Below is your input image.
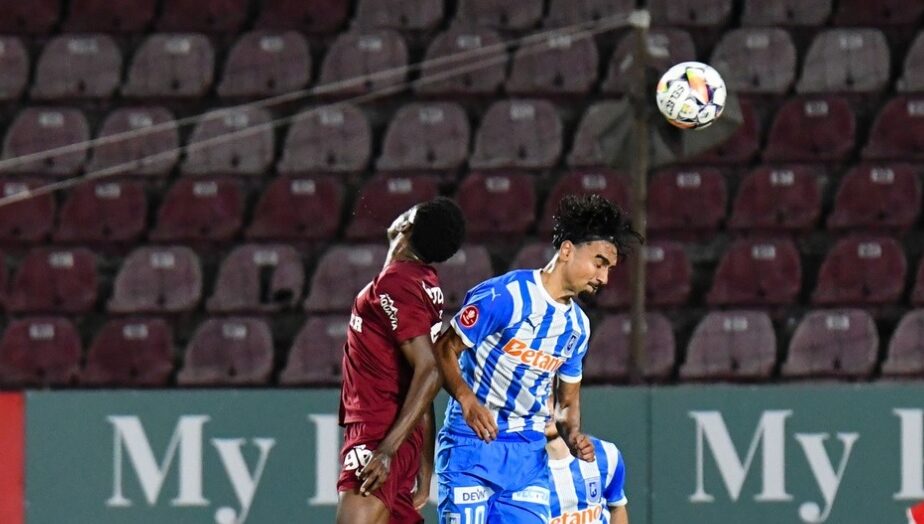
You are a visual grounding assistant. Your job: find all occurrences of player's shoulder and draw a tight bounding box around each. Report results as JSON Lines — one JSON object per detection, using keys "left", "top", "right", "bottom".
{"left": 376, "top": 261, "right": 435, "bottom": 290}
{"left": 571, "top": 300, "right": 591, "bottom": 326}
{"left": 469, "top": 269, "right": 533, "bottom": 299}
{"left": 590, "top": 436, "right": 623, "bottom": 466}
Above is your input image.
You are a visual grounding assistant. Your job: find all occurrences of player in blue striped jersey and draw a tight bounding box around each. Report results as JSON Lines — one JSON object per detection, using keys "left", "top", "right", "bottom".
{"left": 433, "top": 195, "right": 641, "bottom": 523}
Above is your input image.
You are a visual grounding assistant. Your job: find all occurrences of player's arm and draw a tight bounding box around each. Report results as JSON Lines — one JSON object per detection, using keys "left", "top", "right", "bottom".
{"left": 554, "top": 379, "right": 594, "bottom": 461}
{"left": 359, "top": 334, "right": 441, "bottom": 495}
{"left": 433, "top": 328, "right": 498, "bottom": 442}
{"left": 413, "top": 403, "right": 435, "bottom": 510}
{"left": 609, "top": 505, "right": 629, "bottom": 524}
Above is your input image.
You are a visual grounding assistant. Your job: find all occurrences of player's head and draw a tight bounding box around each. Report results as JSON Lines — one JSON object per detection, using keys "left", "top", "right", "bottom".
{"left": 550, "top": 194, "right": 643, "bottom": 296}
{"left": 387, "top": 197, "right": 466, "bottom": 264}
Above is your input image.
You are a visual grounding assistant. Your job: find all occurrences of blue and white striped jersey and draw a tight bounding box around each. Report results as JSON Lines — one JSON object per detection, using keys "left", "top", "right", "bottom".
{"left": 445, "top": 269, "right": 590, "bottom": 439}
{"left": 549, "top": 436, "right": 628, "bottom": 524}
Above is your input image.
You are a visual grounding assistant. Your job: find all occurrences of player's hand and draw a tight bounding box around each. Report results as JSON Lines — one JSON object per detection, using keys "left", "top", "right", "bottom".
{"left": 567, "top": 432, "right": 595, "bottom": 462}
{"left": 357, "top": 447, "right": 394, "bottom": 496}
{"left": 461, "top": 396, "right": 498, "bottom": 443}
{"left": 412, "top": 475, "right": 430, "bottom": 510}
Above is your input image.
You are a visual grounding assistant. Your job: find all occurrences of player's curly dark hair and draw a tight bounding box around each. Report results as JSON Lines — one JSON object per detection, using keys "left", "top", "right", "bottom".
{"left": 410, "top": 197, "right": 466, "bottom": 263}
{"left": 552, "top": 194, "right": 643, "bottom": 257}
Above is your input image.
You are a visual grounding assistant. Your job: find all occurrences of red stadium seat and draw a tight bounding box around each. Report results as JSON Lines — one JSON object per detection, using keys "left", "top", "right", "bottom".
{"left": 246, "top": 176, "right": 344, "bottom": 244}
{"left": 377, "top": 102, "right": 470, "bottom": 172}
{"left": 681, "top": 311, "right": 776, "bottom": 381}
{"left": 255, "top": 0, "right": 349, "bottom": 34}
{"left": 122, "top": 34, "right": 215, "bottom": 98}
{"left": 741, "top": 0, "right": 832, "bottom": 27}
{"left": 812, "top": 236, "right": 907, "bottom": 306}
{"left": 0, "top": 37, "right": 29, "bottom": 101}
{"left": 177, "top": 317, "right": 274, "bottom": 386}
{"left": 435, "top": 245, "right": 494, "bottom": 309}
{"left": 81, "top": 319, "right": 174, "bottom": 386}
{"left": 796, "top": 29, "right": 891, "bottom": 95}
{"left": 6, "top": 248, "right": 97, "bottom": 314}
{"left": 782, "top": 309, "right": 878, "bottom": 379}
{"left": 506, "top": 32, "right": 599, "bottom": 95}
{"left": 0, "top": 180, "right": 56, "bottom": 244}
{"left": 455, "top": 0, "right": 544, "bottom": 31}
{"left": 0, "top": 0, "right": 60, "bottom": 34}
{"left": 832, "top": 0, "right": 924, "bottom": 28}
{"left": 648, "top": 167, "right": 726, "bottom": 235}
{"left": 827, "top": 164, "right": 921, "bottom": 232}
{"left": 346, "top": 174, "right": 440, "bottom": 241}
{"left": 0, "top": 318, "right": 80, "bottom": 387}
{"left": 686, "top": 99, "right": 760, "bottom": 165}
{"left": 278, "top": 104, "right": 372, "bottom": 175}
{"left": 181, "top": 108, "right": 275, "bottom": 177}
{"left": 597, "top": 241, "right": 691, "bottom": 309}
{"left": 457, "top": 172, "right": 536, "bottom": 241}
{"left": 649, "top": 0, "right": 733, "bottom": 27}
{"left": 54, "top": 181, "right": 147, "bottom": 245}
{"left": 31, "top": 35, "right": 122, "bottom": 99}
{"left": 899, "top": 33, "right": 924, "bottom": 92}
{"left": 706, "top": 238, "right": 802, "bottom": 306}
{"left": 710, "top": 28, "right": 796, "bottom": 95}
{"left": 206, "top": 244, "right": 305, "bottom": 313}
{"left": 539, "top": 170, "right": 630, "bottom": 235}
{"left": 217, "top": 31, "right": 311, "bottom": 99}
{"left": 354, "top": 0, "right": 445, "bottom": 31}
{"left": 763, "top": 97, "right": 855, "bottom": 163}
{"left": 416, "top": 28, "right": 507, "bottom": 96}
{"left": 109, "top": 246, "right": 202, "bottom": 314}
{"left": 87, "top": 107, "right": 180, "bottom": 177}
{"left": 602, "top": 29, "right": 696, "bottom": 94}
{"left": 545, "top": 0, "right": 634, "bottom": 27}
{"left": 509, "top": 241, "right": 557, "bottom": 271}
{"left": 863, "top": 97, "right": 924, "bottom": 161}
{"left": 1, "top": 107, "right": 89, "bottom": 176}
{"left": 64, "top": 0, "right": 156, "bottom": 32}
{"left": 158, "top": 0, "right": 248, "bottom": 33}
{"left": 305, "top": 244, "right": 387, "bottom": 313}
{"left": 882, "top": 309, "right": 924, "bottom": 378}
{"left": 318, "top": 30, "right": 408, "bottom": 97}
{"left": 569, "top": 102, "right": 625, "bottom": 168}
{"left": 728, "top": 166, "right": 822, "bottom": 234}
{"left": 470, "top": 99, "right": 562, "bottom": 170}
{"left": 150, "top": 179, "right": 244, "bottom": 243}
{"left": 584, "top": 313, "right": 675, "bottom": 383}
{"left": 280, "top": 316, "right": 348, "bottom": 386}
{"left": 0, "top": 250, "right": 6, "bottom": 308}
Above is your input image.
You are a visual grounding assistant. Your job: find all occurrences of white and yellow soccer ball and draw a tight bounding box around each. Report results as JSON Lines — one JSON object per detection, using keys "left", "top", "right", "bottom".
{"left": 655, "top": 61, "right": 727, "bottom": 129}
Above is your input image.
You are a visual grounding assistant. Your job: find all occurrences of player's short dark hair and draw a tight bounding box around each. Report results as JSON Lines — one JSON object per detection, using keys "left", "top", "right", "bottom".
{"left": 551, "top": 194, "right": 643, "bottom": 257}
{"left": 410, "top": 197, "right": 466, "bottom": 264}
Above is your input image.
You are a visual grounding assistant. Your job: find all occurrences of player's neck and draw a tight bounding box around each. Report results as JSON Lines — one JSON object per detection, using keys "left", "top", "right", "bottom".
{"left": 539, "top": 266, "right": 575, "bottom": 305}
{"left": 546, "top": 436, "right": 573, "bottom": 460}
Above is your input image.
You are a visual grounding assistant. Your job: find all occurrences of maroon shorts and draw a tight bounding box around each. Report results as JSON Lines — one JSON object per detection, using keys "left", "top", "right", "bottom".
{"left": 338, "top": 423, "right": 424, "bottom": 524}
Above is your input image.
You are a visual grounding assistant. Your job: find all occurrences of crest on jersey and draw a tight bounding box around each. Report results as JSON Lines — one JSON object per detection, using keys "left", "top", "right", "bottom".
{"left": 460, "top": 305, "right": 479, "bottom": 328}
{"left": 585, "top": 475, "right": 601, "bottom": 504}
{"left": 564, "top": 333, "right": 580, "bottom": 356}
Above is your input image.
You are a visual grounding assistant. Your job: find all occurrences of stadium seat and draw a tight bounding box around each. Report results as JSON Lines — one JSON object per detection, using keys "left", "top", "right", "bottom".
{"left": 150, "top": 179, "right": 244, "bottom": 243}
{"left": 456, "top": 172, "right": 536, "bottom": 241}
{"left": 545, "top": 0, "right": 634, "bottom": 27}
{"left": 6, "top": 248, "right": 98, "bottom": 314}
{"left": 246, "top": 176, "right": 344, "bottom": 244}
{"left": 509, "top": 241, "right": 557, "bottom": 271}
{"left": 81, "top": 319, "right": 173, "bottom": 387}
{"left": 680, "top": 311, "right": 776, "bottom": 381}
{"left": 882, "top": 309, "right": 924, "bottom": 377}
{"left": 1, "top": 107, "right": 89, "bottom": 176}
{"left": 648, "top": 167, "right": 726, "bottom": 235}
{"left": 710, "top": 28, "right": 796, "bottom": 95}
{"left": 568, "top": 102, "right": 625, "bottom": 168}
{"left": 181, "top": 107, "right": 275, "bottom": 177}
{"left": 435, "top": 245, "right": 494, "bottom": 309}
{"left": 706, "top": 238, "right": 802, "bottom": 306}
{"left": 782, "top": 309, "right": 878, "bottom": 379}
{"left": 899, "top": 34, "right": 924, "bottom": 92}
{"left": 469, "top": 99, "right": 562, "bottom": 170}
{"left": 741, "top": 0, "right": 832, "bottom": 27}
{"left": 277, "top": 104, "right": 372, "bottom": 175}
{"left": 827, "top": 164, "right": 921, "bottom": 232}
{"left": 376, "top": 102, "right": 470, "bottom": 172}
{"left": 346, "top": 174, "right": 440, "bottom": 241}
{"left": 763, "top": 97, "right": 855, "bottom": 164}
{"left": 596, "top": 241, "right": 691, "bottom": 309}
{"left": 0, "top": 250, "right": 6, "bottom": 306}
{"left": 584, "top": 313, "right": 675, "bottom": 383}
{"left": 108, "top": 246, "right": 202, "bottom": 314}
{"left": 506, "top": 32, "right": 599, "bottom": 95}
{"left": 0, "top": 180, "right": 56, "bottom": 244}
{"left": 0, "top": 0, "right": 59, "bottom": 34}
{"left": 601, "top": 29, "right": 696, "bottom": 94}
{"left": 63, "top": 0, "right": 156, "bottom": 32}
{"left": 122, "top": 34, "right": 215, "bottom": 98}
{"left": 649, "top": 0, "right": 733, "bottom": 27}
{"left": 255, "top": 0, "right": 349, "bottom": 34}
{"left": 305, "top": 244, "right": 387, "bottom": 313}
{"left": 157, "top": 0, "right": 248, "bottom": 33}
{"left": 54, "top": 181, "right": 147, "bottom": 245}
{"left": 416, "top": 28, "right": 507, "bottom": 96}
{"left": 318, "top": 30, "right": 408, "bottom": 97}
{"left": 728, "top": 166, "right": 822, "bottom": 234}
{"left": 863, "top": 97, "right": 924, "bottom": 161}
{"left": 0, "top": 37, "right": 29, "bottom": 100}
{"left": 539, "top": 170, "right": 630, "bottom": 235}
{"left": 0, "top": 318, "right": 80, "bottom": 387}
{"left": 207, "top": 244, "right": 305, "bottom": 313}
{"left": 177, "top": 318, "right": 273, "bottom": 386}
{"left": 217, "top": 31, "right": 311, "bottom": 99}
{"left": 280, "top": 316, "right": 348, "bottom": 386}
{"left": 812, "top": 236, "right": 907, "bottom": 306}
{"left": 354, "top": 0, "right": 445, "bottom": 31}
{"left": 796, "top": 29, "right": 890, "bottom": 95}
{"left": 454, "top": 0, "right": 544, "bottom": 31}
{"left": 87, "top": 107, "right": 180, "bottom": 177}
{"left": 686, "top": 99, "right": 760, "bottom": 165}
{"left": 832, "top": 0, "right": 924, "bottom": 28}
{"left": 911, "top": 258, "right": 924, "bottom": 306}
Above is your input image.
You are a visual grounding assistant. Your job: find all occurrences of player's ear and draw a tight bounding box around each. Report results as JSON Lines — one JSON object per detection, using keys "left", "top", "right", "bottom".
{"left": 559, "top": 240, "right": 574, "bottom": 262}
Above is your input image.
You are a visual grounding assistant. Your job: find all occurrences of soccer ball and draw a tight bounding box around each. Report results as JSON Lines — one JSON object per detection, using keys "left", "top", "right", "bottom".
{"left": 655, "top": 61, "right": 727, "bottom": 130}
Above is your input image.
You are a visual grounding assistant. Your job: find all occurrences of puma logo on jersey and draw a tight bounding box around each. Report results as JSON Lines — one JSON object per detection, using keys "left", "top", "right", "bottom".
{"left": 342, "top": 444, "right": 373, "bottom": 471}
{"left": 502, "top": 338, "right": 565, "bottom": 372}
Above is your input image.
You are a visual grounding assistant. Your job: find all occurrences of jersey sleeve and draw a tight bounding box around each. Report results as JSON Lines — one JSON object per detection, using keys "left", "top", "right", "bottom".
{"left": 598, "top": 439, "right": 627, "bottom": 507}
{"left": 557, "top": 325, "right": 589, "bottom": 383}
{"left": 375, "top": 272, "right": 434, "bottom": 344}
{"left": 450, "top": 279, "right": 514, "bottom": 348}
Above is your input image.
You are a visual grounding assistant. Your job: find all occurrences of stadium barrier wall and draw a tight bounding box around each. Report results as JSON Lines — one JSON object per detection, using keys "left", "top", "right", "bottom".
{"left": 22, "top": 385, "right": 924, "bottom": 523}
{"left": 0, "top": 393, "right": 24, "bottom": 524}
